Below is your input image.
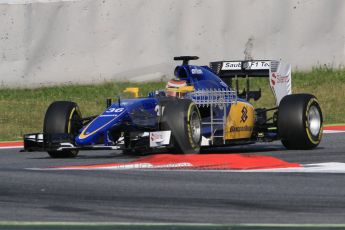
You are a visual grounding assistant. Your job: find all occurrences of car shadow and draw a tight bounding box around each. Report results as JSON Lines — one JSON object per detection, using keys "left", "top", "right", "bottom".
{"left": 200, "top": 144, "right": 286, "bottom": 154}
{"left": 27, "top": 144, "right": 288, "bottom": 160}
{"left": 27, "top": 151, "right": 137, "bottom": 160}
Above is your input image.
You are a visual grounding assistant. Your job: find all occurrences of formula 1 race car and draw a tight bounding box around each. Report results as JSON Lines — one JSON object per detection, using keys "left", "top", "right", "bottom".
{"left": 23, "top": 56, "right": 323, "bottom": 158}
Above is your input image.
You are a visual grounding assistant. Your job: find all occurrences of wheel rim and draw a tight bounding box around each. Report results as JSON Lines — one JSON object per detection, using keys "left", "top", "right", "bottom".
{"left": 308, "top": 105, "right": 321, "bottom": 136}
{"left": 190, "top": 110, "right": 201, "bottom": 143}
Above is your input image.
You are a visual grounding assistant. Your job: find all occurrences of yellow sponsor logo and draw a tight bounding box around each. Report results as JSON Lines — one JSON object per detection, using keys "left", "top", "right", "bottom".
{"left": 229, "top": 126, "right": 253, "bottom": 133}
{"left": 225, "top": 102, "right": 254, "bottom": 140}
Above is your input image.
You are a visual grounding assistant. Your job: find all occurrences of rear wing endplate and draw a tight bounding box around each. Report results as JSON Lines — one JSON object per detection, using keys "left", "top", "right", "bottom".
{"left": 209, "top": 60, "right": 292, "bottom": 106}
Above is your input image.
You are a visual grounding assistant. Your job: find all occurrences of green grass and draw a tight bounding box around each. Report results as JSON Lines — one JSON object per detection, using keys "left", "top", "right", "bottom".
{"left": 0, "top": 68, "right": 344, "bottom": 141}
{"left": 233, "top": 67, "right": 345, "bottom": 125}
{"left": 0, "top": 82, "right": 165, "bottom": 141}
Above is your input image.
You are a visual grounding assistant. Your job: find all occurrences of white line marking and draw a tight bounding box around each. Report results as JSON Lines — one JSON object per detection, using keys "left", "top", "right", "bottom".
{"left": 239, "top": 162, "right": 345, "bottom": 173}
{"left": 0, "top": 0, "right": 81, "bottom": 4}
{"left": 1, "top": 221, "right": 345, "bottom": 228}
{"left": 28, "top": 162, "right": 193, "bottom": 170}
{"left": 28, "top": 162, "right": 345, "bottom": 173}
{"left": 323, "top": 130, "right": 345, "bottom": 134}
{"left": 0, "top": 146, "right": 23, "bottom": 149}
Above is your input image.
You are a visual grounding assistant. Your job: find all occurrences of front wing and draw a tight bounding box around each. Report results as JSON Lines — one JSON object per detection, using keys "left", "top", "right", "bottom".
{"left": 23, "top": 131, "right": 171, "bottom": 152}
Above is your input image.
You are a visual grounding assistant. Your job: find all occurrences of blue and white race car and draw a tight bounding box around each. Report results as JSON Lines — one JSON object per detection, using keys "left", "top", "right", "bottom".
{"left": 23, "top": 56, "right": 323, "bottom": 158}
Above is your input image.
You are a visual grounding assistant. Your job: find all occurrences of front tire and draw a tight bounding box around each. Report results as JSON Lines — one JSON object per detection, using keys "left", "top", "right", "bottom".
{"left": 43, "top": 101, "right": 82, "bottom": 158}
{"left": 160, "top": 98, "right": 202, "bottom": 154}
{"left": 278, "top": 94, "right": 323, "bottom": 150}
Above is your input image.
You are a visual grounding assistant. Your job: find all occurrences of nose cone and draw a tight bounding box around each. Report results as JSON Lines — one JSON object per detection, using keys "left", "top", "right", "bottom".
{"left": 75, "top": 108, "right": 127, "bottom": 145}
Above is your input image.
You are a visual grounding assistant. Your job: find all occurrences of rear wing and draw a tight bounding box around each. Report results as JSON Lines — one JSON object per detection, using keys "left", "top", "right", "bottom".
{"left": 209, "top": 60, "right": 292, "bottom": 106}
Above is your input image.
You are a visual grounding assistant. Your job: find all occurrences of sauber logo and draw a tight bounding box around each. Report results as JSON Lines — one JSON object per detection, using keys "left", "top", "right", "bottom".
{"left": 241, "top": 107, "right": 248, "bottom": 123}
{"left": 221, "top": 62, "right": 241, "bottom": 70}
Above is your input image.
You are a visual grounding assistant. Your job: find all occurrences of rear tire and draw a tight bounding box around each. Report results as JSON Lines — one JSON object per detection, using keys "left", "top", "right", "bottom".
{"left": 278, "top": 94, "right": 323, "bottom": 150}
{"left": 160, "top": 98, "right": 201, "bottom": 153}
{"left": 43, "top": 101, "right": 82, "bottom": 158}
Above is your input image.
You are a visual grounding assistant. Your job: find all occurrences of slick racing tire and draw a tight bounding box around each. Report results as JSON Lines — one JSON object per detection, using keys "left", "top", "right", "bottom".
{"left": 160, "top": 98, "right": 202, "bottom": 154}
{"left": 43, "top": 101, "right": 82, "bottom": 158}
{"left": 278, "top": 94, "right": 323, "bottom": 150}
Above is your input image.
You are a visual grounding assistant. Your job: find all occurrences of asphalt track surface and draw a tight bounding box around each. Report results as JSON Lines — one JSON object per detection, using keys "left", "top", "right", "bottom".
{"left": 1, "top": 133, "right": 345, "bottom": 224}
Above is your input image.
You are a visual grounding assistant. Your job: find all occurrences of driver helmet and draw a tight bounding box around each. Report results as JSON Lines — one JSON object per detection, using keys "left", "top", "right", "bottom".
{"left": 165, "top": 79, "right": 187, "bottom": 97}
